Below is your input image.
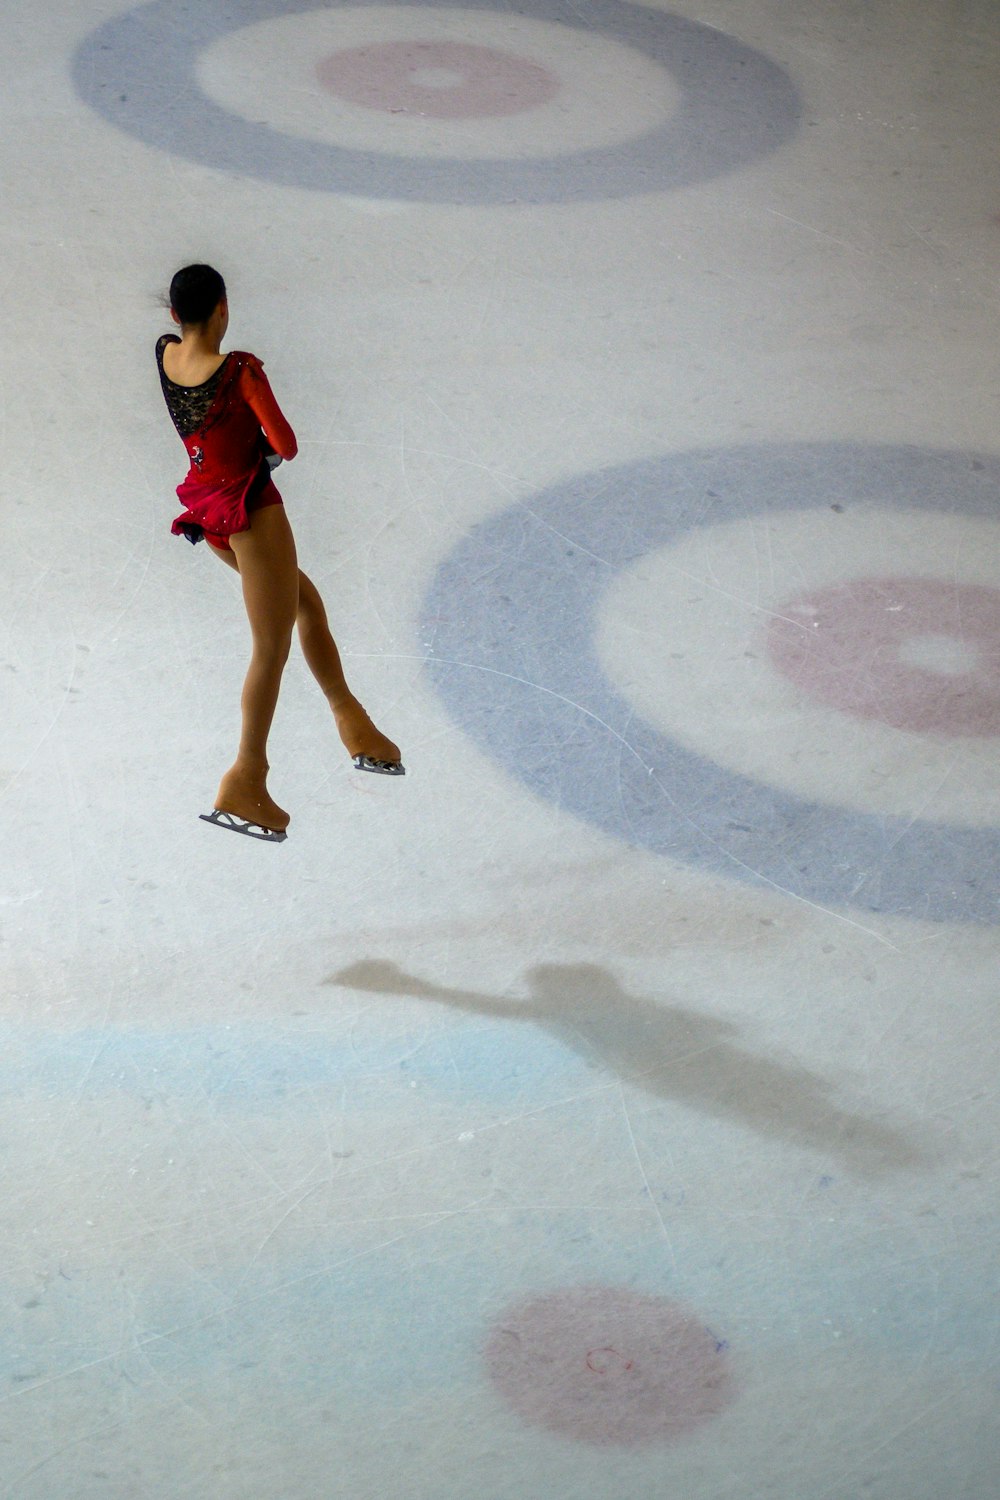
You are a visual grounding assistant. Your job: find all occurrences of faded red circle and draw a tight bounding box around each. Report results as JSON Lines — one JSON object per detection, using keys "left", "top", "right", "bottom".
{"left": 316, "top": 40, "right": 559, "bottom": 120}
{"left": 485, "top": 1286, "right": 734, "bottom": 1446}
{"left": 767, "top": 577, "right": 1000, "bottom": 737}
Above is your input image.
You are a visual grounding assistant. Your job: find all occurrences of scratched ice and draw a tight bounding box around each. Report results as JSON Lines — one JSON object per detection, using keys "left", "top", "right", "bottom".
{"left": 1, "top": 0, "right": 999, "bottom": 1496}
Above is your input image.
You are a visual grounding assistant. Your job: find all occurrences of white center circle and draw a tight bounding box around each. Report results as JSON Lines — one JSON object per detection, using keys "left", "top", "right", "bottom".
{"left": 408, "top": 66, "right": 464, "bottom": 88}
{"left": 196, "top": 7, "right": 680, "bottom": 160}
{"left": 597, "top": 506, "right": 1000, "bottom": 827}
{"left": 897, "top": 633, "right": 982, "bottom": 676}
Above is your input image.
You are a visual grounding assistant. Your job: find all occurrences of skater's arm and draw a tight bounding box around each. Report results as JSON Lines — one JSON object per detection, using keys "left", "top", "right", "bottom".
{"left": 239, "top": 361, "right": 298, "bottom": 460}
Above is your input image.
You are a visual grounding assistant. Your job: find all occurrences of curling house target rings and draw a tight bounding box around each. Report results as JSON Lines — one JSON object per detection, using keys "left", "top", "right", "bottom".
{"left": 421, "top": 443, "right": 1000, "bottom": 923}
{"left": 72, "top": 0, "right": 801, "bottom": 204}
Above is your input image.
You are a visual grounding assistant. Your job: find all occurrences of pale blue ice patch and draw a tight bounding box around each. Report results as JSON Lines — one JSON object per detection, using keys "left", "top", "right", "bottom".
{"left": 1, "top": 1018, "right": 593, "bottom": 1109}
{"left": 4, "top": 1210, "right": 996, "bottom": 1400}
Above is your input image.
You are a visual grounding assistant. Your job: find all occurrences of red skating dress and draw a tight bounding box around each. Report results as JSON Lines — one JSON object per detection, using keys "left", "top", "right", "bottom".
{"left": 156, "top": 334, "right": 297, "bottom": 549}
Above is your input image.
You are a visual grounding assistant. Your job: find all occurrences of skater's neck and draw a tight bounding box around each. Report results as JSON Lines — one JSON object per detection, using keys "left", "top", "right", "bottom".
{"left": 171, "top": 298, "right": 229, "bottom": 356}
{"left": 179, "top": 328, "right": 222, "bottom": 356}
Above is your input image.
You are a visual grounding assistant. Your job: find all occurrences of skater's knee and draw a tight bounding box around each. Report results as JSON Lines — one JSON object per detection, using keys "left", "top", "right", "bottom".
{"left": 296, "top": 608, "right": 328, "bottom": 649}
{"left": 297, "top": 573, "right": 328, "bottom": 629}
{"left": 251, "top": 625, "right": 294, "bottom": 666}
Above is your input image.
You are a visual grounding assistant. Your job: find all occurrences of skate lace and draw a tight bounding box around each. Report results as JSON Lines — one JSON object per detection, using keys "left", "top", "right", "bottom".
{"left": 156, "top": 335, "right": 231, "bottom": 438}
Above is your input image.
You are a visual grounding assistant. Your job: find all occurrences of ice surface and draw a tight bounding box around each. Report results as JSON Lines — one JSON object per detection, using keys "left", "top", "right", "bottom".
{"left": 1, "top": 0, "right": 998, "bottom": 1495}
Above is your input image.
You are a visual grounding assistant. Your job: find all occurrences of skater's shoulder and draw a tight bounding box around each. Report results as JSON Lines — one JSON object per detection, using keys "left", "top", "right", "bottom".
{"left": 232, "top": 351, "right": 276, "bottom": 393}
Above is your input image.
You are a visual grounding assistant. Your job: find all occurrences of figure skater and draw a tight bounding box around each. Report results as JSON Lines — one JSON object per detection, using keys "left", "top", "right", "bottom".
{"left": 156, "top": 263, "right": 403, "bottom": 843}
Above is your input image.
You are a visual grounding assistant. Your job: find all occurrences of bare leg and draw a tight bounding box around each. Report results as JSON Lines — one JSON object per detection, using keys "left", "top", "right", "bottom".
{"left": 295, "top": 571, "right": 401, "bottom": 764}
{"left": 213, "top": 506, "right": 299, "bottom": 831}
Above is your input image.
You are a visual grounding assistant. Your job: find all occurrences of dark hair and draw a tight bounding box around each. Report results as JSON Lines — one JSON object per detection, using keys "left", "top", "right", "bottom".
{"left": 168, "top": 264, "right": 226, "bottom": 326}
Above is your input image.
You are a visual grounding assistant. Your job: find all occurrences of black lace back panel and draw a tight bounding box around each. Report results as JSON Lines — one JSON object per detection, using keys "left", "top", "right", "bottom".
{"left": 156, "top": 335, "right": 231, "bottom": 438}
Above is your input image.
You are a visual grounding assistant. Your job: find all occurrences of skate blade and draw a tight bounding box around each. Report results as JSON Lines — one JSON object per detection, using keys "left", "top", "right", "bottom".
{"left": 199, "top": 809, "right": 288, "bottom": 842}
{"left": 352, "top": 754, "right": 405, "bottom": 776}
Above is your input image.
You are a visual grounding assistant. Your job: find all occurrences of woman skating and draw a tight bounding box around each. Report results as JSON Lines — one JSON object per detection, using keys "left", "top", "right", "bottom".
{"left": 156, "top": 264, "right": 403, "bottom": 842}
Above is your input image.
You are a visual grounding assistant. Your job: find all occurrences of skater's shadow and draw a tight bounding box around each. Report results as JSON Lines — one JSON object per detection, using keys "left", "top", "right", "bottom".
{"left": 326, "top": 960, "right": 924, "bottom": 1176}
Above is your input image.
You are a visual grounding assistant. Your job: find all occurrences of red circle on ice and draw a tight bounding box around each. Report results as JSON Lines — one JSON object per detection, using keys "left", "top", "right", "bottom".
{"left": 317, "top": 40, "right": 559, "bottom": 119}
{"left": 485, "top": 1286, "right": 734, "bottom": 1446}
{"left": 767, "top": 577, "right": 1000, "bottom": 737}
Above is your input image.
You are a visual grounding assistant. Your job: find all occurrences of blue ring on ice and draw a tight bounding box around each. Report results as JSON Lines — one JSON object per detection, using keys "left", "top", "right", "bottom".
{"left": 421, "top": 443, "right": 1000, "bottom": 923}
{"left": 72, "top": 0, "right": 800, "bottom": 205}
